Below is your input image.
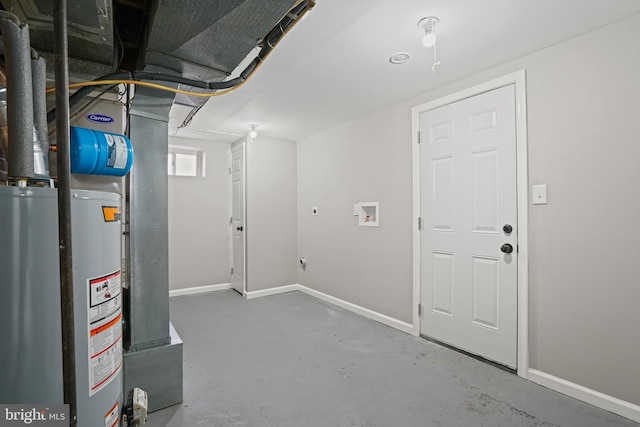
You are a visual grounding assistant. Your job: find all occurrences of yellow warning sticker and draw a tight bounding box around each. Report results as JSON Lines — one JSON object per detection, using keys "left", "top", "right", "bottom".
{"left": 102, "top": 206, "right": 120, "bottom": 222}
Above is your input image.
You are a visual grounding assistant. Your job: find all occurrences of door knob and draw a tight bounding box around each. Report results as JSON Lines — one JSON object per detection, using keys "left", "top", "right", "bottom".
{"left": 236, "top": 226, "right": 243, "bottom": 231}
{"left": 500, "top": 243, "right": 513, "bottom": 254}
{"left": 503, "top": 224, "right": 513, "bottom": 234}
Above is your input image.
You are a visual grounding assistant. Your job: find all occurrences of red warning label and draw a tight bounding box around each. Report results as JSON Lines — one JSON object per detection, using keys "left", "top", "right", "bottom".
{"left": 87, "top": 271, "right": 122, "bottom": 396}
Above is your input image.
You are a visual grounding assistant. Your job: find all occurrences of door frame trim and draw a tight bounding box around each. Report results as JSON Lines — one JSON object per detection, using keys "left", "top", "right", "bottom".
{"left": 230, "top": 137, "right": 248, "bottom": 296}
{"left": 411, "top": 70, "right": 529, "bottom": 378}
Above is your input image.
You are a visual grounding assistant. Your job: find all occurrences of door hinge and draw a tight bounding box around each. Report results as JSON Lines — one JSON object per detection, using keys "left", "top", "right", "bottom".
{"left": 230, "top": 267, "right": 234, "bottom": 275}
{"left": 418, "top": 303, "right": 422, "bottom": 316}
{"left": 417, "top": 131, "right": 422, "bottom": 144}
{"left": 229, "top": 216, "right": 233, "bottom": 225}
{"left": 418, "top": 217, "right": 422, "bottom": 230}
{"left": 228, "top": 167, "right": 232, "bottom": 174}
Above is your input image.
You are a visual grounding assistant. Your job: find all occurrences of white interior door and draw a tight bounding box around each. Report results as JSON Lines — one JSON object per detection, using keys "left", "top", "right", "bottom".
{"left": 231, "top": 139, "right": 245, "bottom": 295}
{"left": 419, "top": 84, "right": 518, "bottom": 368}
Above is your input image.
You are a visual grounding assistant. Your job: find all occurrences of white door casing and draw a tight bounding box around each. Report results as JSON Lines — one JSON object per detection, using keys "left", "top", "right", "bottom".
{"left": 412, "top": 71, "right": 529, "bottom": 376}
{"left": 231, "top": 139, "right": 246, "bottom": 295}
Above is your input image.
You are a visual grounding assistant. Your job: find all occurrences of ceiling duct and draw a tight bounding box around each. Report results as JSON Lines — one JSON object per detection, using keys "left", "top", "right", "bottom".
{"left": 0, "top": 0, "right": 116, "bottom": 79}
{"left": 144, "top": 0, "right": 299, "bottom": 81}
{"left": 0, "top": 0, "right": 300, "bottom": 82}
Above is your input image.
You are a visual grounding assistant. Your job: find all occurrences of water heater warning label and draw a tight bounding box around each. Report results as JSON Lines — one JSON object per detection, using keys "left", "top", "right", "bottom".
{"left": 89, "top": 271, "right": 121, "bottom": 325}
{"left": 87, "top": 271, "right": 123, "bottom": 396}
{"left": 105, "top": 402, "right": 120, "bottom": 427}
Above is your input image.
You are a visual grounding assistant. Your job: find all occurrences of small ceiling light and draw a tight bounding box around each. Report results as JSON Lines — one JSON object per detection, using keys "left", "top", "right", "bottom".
{"left": 389, "top": 52, "right": 411, "bottom": 65}
{"left": 417, "top": 16, "right": 441, "bottom": 74}
{"left": 418, "top": 16, "right": 440, "bottom": 47}
{"left": 249, "top": 124, "right": 258, "bottom": 138}
{"left": 422, "top": 32, "right": 436, "bottom": 48}
{"left": 417, "top": 17, "right": 439, "bottom": 47}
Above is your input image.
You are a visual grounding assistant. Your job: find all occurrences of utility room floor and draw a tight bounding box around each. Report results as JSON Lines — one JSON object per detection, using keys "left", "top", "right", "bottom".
{"left": 146, "top": 290, "right": 637, "bottom": 427}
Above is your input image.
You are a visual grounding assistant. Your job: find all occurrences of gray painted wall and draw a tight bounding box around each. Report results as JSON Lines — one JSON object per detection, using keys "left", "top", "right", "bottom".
{"left": 297, "top": 13, "right": 640, "bottom": 406}
{"left": 297, "top": 107, "right": 413, "bottom": 323}
{"left": 247, "top": 136, "right": 298, "bottom": 292}
{"left": 167, "top": 135, "right": 297, "bottom": 293}
{"left": 168, "top": 137, "right": 231, "bottom": 290}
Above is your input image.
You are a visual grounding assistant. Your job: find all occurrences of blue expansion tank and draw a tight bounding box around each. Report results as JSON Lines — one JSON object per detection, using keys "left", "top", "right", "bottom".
{"left": 70, "top": 126, "right": 134, "bottom": 176}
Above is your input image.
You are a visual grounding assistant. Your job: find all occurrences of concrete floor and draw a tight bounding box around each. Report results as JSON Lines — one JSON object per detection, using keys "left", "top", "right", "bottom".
{"left": 147, "top": 290, "right": 637, "bottom": 427}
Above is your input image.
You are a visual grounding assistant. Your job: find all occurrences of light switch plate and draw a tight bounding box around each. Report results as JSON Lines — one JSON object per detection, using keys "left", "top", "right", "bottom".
{"left": 353, "top": 204, "right": 360, "bottom": 215}
{"left": 532, "top": 185, "right": 547, "bottom": 205}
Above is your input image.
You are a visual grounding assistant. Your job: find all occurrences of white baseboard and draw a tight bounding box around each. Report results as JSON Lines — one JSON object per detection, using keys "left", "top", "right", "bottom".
{"left": 244, "top": 283, "right": 414, "bottom": 335}
{"left": 298, "top": 285, "right": 415, "bottom": 335}
{"left": 528, "top": 369, "right": 640, "bottom": 423}
{"left": 169, "top": 283, "right": 231, "bottom": 297}
{"left": 245, "top": 284, "right": 300, "bottom": 300}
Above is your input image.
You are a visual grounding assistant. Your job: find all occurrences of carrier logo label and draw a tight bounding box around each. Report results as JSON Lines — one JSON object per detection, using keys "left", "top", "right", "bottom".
{"left": 87, "top": 114, "right": 114, "bottom": 124}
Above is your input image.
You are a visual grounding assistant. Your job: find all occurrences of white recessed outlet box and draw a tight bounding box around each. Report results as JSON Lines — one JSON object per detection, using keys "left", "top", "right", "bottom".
{"left": 358, "top": 202, "right": 379, "bottom": 227}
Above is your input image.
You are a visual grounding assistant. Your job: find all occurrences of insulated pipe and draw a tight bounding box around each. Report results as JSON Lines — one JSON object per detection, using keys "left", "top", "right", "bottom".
{"left": 0, "top": 12, "right": 34, "bottom": 179}
{"left": 53, "top": 0, "right": 77, "bottom": 425}
{"left": 47, "top": 0, "right": 316, "bottom": 131}
{"left": 31, "top": 50, "right": 50, "bottom": 177}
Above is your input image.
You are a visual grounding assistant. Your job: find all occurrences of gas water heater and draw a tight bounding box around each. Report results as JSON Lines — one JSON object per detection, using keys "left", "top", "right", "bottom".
{"left": 0, "top": 187, "right": 125, "bottom": 426}
{"left": 0, "top": 9, "right": 144, "bottom": 424}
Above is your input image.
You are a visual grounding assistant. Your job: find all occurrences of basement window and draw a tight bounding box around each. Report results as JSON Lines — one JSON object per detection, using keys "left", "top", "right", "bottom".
{"left": 168, "top": 145, "right": 206, "bottom": 177}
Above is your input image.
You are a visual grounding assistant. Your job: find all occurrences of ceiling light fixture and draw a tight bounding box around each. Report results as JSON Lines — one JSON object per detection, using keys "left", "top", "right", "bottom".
{"left": 417, "top": 16, "right": 441, "bottom": 74}
{"left": 418, "top": 17, "right": 438, "bottom": 47}
{"left": 249, "top": 124, "right": 258, "bottom": 138}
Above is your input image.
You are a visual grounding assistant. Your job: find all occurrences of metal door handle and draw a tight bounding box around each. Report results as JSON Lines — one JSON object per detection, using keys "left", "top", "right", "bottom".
{"left": 236, "top": 226, "right": 243, "bottom": 231}
{"left": 503, "top": 224, "right": 513, "bottom": 234}
{"left": 500, "top": 243, "right": 513, "bottom": 254}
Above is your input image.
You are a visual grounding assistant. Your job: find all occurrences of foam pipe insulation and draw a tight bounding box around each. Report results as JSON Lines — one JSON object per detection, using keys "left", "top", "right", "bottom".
{"left": 0, "top": 11, "right": 34, "bottom": 179}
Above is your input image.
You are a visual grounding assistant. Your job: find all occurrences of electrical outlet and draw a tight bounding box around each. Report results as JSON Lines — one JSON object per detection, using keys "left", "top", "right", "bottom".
{"left": 532, "top": 185, "right": 547, "bottom": 205}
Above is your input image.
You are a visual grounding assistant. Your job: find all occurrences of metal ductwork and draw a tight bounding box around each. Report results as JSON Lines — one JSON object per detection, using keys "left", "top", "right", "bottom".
{"left": 0, "top": 0, "right": 310, "bottom": 181}
{"left": 144, "top": 0, "right": 307, "bottom": 122}
{"left": 0, "top": 0, "right": 115, "bottom": 79}
{"left": 144, "top": 0, "right": 300, "bottom": 80}
{"left": 0, "top": 1, "right": 311, "bottom": 421}
{"left": 0, "top": 0, "right": 303, "bottom": 82}
{"left": 30, "top": 50, "right": 48, "bottom": 177}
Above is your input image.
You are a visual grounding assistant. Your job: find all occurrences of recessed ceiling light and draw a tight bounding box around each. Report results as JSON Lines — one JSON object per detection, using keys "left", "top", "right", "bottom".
{"left": 389, "top": 52, "right": 410, "bottom": 64}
